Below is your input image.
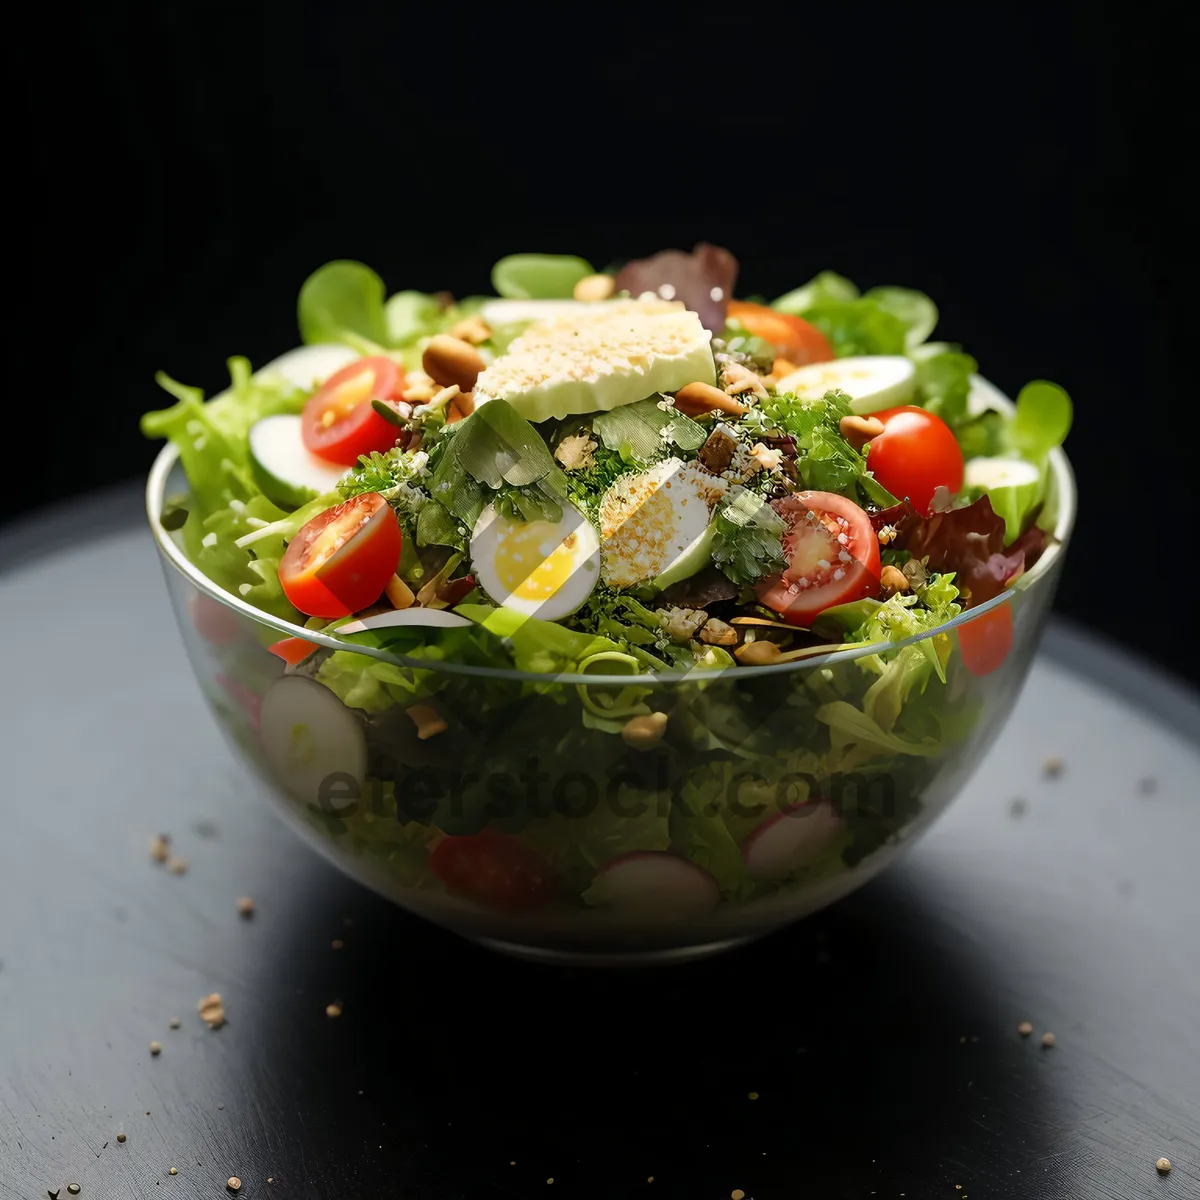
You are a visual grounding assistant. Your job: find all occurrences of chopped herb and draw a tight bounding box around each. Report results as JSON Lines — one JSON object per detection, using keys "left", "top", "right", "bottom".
{"left": 711, "top": 489, "right": 788, "bottom": 587}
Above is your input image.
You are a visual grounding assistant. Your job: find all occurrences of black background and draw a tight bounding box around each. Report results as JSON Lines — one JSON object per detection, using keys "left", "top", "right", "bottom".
{"left": 7, "top": 2, "right": 1189, "bottom": 682}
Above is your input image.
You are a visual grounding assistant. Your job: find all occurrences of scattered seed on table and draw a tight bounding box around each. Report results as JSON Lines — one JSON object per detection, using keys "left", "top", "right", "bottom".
{"left": 236, "top": 897, "right": 255, "bottom": 918}
{"left": 169, "top": 1168, "right": 177, "bottom": 1175}
{"left": 217, "top": 1104, "right": 225, "bottom": 1111}
{"left": 227, "top": 1178, "right": 242, "bottom": 1193}
{"left": 68, "top": 1188, "right": 80, "bottom": 1196}
{"left": 331, "top": 939, "right": 344, "bottom": 951}
{"left": 169, "top": 1017, "right": 181, "bottom": 1030}
{"left": 747, "top": 1092, "right": 759, "bottom": 1100}
{"left": 198, "top": 993, "right": 226, "bottom": 1029}
{"left": 166, "top": 857, "right": 188, "bottom": 876}
{"left": 116, "top": 1134, "right": 126, "bottom": 1143}
{"left": 149, "top": 835, "right": 171, "bottom": 863}
{"left": 1156, "top": 1157, "right": 1171, "bottom": 1174}
{"left": 1009, "top": 797, "right": 1028, "bottom": 818}
{"left": 1138, "top": 777, "right": 1158, "bottom": 795}
{"left": 1042, "top": 756, "right": 1064, "bottom": 778}
{"left": 732, "top": 1190, "right": 746, "bottom": 1200}
{"left": 150, "top": 1042, "right": 162, "bottom": 1056}
{"left": 326, "top": 1001, "right": 343, "bottom": 1019}
{"left": 1018, "top": 1022, "right": 1033, "bottom": 1037}
{"left": 1041, "top": 1032, "right": 1056, "bottom": 1048}
{"left": 546, "top": 1179, "right": 554, "bottom": 1186}
{"left": 647, "top": 1176, "right": 654, "bottom": 1183}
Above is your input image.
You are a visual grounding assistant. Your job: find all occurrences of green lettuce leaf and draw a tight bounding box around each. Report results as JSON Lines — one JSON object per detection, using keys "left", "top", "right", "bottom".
{"left": 297, "top": 260, "right": 389, "bottom": 352}
{"left": 711, "top": 488, "right": 788, "bottom": 586}
{"left": 491, "top": 254, "right": 594, "bottom": 300}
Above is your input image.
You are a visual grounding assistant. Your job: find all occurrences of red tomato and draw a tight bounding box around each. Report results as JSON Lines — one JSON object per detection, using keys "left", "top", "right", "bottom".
{"left": 429, "top": 832, "right": 557, "bottom": 912}
{"left": 278, "top": 493, "right": 401, "bottom": 618}
{"left": 215, "top": 673, "right": 262, "bottom": 733}
{"left": 267, "top": 636, "right": 319, "bottom": 666}
{"left": 957, "top": 604, "right": 1014, "bottom": 677}
{"left": 727, "top": 300, "right": 834, "bottom": 366}
{"left": 866, "top": 406, "right": 965, "bottom": 516}
{"left": 301, "top": 356, "right": 407, "bottom": 466}
{"left": 756, "top": 491, "right": 882, "bottom": 627}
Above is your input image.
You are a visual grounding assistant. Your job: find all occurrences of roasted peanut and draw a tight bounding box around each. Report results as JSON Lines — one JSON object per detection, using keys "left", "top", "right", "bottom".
{"left": 839, "top": 414, "right": 885, "bottom": 451}
{"left": 422, "top": 335, "right": 486, "bottom": 391}
{"left": 407, "top": 703, "right": 448, "bottom": 740}
{"left": 735, "top": 640, "right": 784, "bottom": 665}
{"left": 880, "top": 565, "right": 910, "bottom": 595}
{"left": 573, "top": 273, "right": 616, "bottom": 302}
{"left": 621, "top": 711, "right": 669, "bottom": 750}
{"left": 674, "top": 381, "right": 749, "bottom": 418}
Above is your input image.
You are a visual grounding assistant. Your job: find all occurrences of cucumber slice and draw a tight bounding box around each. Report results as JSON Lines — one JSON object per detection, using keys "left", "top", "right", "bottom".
{"left": 259, "top": 676, "right": 367, "bottom": 806}
{"left": 650, "top": 525, "right": 715, "bottom": 593}
{"left": 249, "top": 415, "right": 348, "bottom": 510}
{"left": 965, "top": 456, "right": 1042, "bottom": 543}
{"left": 963, "top": 456, "right": 1040, "bottom": 491}
{"left": 773, "top": 355, "right": 916, "bottom": 414}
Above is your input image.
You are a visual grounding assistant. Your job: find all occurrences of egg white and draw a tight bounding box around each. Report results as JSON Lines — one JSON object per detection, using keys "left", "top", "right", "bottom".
{"left": 471, "top": 498, "right": 601, "bottom": 622}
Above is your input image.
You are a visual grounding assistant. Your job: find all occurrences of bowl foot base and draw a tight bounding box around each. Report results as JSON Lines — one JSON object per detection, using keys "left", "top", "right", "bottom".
{"left": 471, "top": 934, "right": 758, "bottom": 967}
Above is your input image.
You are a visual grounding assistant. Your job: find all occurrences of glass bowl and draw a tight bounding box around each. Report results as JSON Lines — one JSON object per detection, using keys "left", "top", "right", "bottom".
{"left": 146, "top": 376, "right": 1075, "bottom": 965}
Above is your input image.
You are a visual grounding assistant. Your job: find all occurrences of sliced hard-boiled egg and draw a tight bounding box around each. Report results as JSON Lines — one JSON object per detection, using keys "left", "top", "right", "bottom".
{"left": 774, "top": 355, "right": 915, "bottom": 414}
{"left": 471, "top": 498, "right": 600, "bottom": 622}
{"left": 599, "top": 458, "right": 728, "bottom": 590}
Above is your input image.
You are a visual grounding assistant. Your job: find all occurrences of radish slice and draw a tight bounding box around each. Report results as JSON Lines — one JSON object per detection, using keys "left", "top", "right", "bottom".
{"left": 259, "top": 676, "right": 367, "bottom": 804}
{"left": 333, "top": 609, "right": 473, "bottom": 635}
{"left": 587, "top": 852, "right": 720, "bottom": 919}
{"left": 741, "top": 800, "right": 843, "bottom": 879}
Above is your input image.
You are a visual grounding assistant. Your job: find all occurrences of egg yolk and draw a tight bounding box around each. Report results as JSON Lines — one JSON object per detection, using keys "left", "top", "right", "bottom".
{"left": 494, "top": 521, "right": 580, "bottom": 602}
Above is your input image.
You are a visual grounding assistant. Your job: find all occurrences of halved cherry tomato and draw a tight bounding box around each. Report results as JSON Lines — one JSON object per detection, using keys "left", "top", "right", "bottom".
{"left": 301, "top": 356, "right": 407, "bottom": 466}
{"left": 267, "top": 636, "right": 319, "bottom": 666}
{"left": 957, "top": 604, "right": 1014, "bottom": 677}
{"left": 726, "top": 300, "right": 834, "bottom": 366}
{"left": 865, "top": 406, "right": 964, "bottom": 516}
{"left": 756, "top": 491, "right": 881, "bottom": 627}
{"left": 429, "top": 831, "right": 557, "bottom": 911}
{"left": 278, "top": 493, "right": 401, "bottom": 618}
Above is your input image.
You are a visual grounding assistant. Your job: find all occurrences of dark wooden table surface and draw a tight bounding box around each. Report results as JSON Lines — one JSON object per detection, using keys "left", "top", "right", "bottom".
{"left": 2, "top": 486, "right": 1198, "bottom": 1200}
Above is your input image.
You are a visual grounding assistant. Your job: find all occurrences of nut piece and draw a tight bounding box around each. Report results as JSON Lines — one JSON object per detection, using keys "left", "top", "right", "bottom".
{"left": 839, "top": 414, "right": 885, "bottom": 451}
{"left": 226, "top": 1178, "right": 242, "bottom": 1193}
{"left": 661, "top": 607, "right": 708, "bottom": 644}
{"left": 422, "top": 334, "right": 486, "bottom": 392}
{"left": 325, "top": 1000, "right": 343, "bottom": 1019}
{"left": 697, "top": 425, "right": 739, "bottom": 474}
{"left": 736, "top": 640, "right": 783, "bottom": 666}
{"left": 674, "top": 381, "right": 749, "bottom": 419}
{"left": 1156, "top": 1157, "right": 1171, "bottom": 1174}
{"left": 406, "top": 703, "right": 448, "bottom": 740}
{"left": 698, "top": 617, "right": 738, "bottom": 646}
{"left": 1041, "top": 1031, "right": 1056, "bottom": 1048}
{"left": 573, "top": 273, "right": 616, "bottom": 302}
{"left": 1017, "top": 1021, "right": 1034, "bottom": 1037}
{"left": 880, "top": 565, "right": 910, "bottom": 596}
{"left": 235, "top": 896, "right": 255, "bottom": 919}
{"left": 621, "top": 712, "right": 669, "bottom": 750}
{"left": 198, "top": 993, "right": 226, "bottom": 1029}
{"left": 149, "top": 834, "right": 171, "bottom": 863}
{"left": 720, "top": 359, "right": 769, "bottom": 400}
{"left": 150, "top": 1041, "right": 162, "bottom": 1056}
{"left": 449, "top": 314, "right": 492, "bottom": 345}
{"left": 554, "top": 433, "right": 597, "bottom": 471}
{"left": 166, "top": 856, "right": 188, "bottom": 876}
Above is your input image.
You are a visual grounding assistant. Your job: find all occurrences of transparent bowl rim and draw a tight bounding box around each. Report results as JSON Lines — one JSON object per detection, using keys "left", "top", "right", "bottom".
{"left": 146, "top": 374, "right": 1077, "bottom": 687}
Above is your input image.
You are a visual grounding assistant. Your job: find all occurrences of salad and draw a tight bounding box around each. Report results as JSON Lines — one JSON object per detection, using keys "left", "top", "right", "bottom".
{"left": 143, "top": 246, "right": 1072, "bottom": 920}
